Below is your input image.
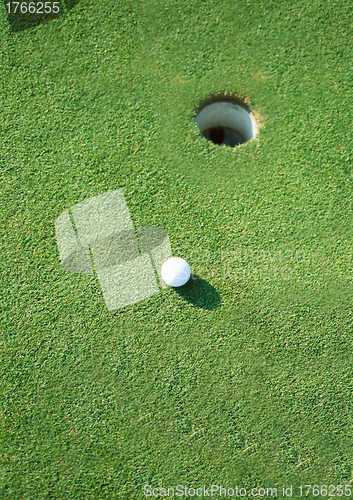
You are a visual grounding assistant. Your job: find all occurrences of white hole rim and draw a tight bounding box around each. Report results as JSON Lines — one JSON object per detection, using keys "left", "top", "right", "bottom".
{"left": 195, "top": 100, "right": 258, "bottom": 143}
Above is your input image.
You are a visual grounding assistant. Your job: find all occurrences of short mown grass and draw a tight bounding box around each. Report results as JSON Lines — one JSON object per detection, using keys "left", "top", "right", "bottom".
{"left": 1, "top": 0, "right": 353, "bottom": 498}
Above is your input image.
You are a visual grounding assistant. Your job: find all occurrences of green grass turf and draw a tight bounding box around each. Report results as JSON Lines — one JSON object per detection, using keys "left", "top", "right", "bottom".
{"left": 1, "top": 0, "right": 353, "bottom": 497}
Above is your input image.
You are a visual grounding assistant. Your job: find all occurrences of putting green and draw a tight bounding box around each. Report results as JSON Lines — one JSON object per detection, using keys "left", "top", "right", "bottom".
{"left": 1, "top": 0, "right": 353, "bottom": 498}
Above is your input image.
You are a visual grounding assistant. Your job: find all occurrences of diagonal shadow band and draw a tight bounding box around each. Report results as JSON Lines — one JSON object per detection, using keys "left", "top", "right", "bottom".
{"left": 174, "top": 274, "right": 221, "bottom": 310}
{"left": 4, "top": 0, "right": 80, "bottom": 33}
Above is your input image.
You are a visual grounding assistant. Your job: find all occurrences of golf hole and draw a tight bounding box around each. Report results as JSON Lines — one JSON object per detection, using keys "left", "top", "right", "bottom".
{"left": 195, "top": 98, "right": 258, "bottom": 147}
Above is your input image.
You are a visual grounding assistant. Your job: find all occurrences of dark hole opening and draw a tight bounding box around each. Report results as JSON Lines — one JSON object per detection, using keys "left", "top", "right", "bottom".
{"left": 209, "top": 127, "right": 225, "bottom": 145}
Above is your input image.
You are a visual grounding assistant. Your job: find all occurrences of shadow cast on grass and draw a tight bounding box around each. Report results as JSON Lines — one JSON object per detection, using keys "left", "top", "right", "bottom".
{"left": 64, "top": 0, "right": 80, "bottom": 10}
{"left": 174, "top": 275, "right": 221, "bottom": 310}
{"left": 4, "top": 0, "right": 79, "bottom": 32}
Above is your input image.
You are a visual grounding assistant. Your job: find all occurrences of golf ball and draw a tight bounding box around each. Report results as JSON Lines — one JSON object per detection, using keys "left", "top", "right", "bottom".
{"left": 161, "top": 257, "right": 191, "bottom": 287}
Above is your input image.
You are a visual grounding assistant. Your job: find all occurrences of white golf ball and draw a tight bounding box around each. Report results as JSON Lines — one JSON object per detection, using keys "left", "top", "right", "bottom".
{"left": 161, "top": 257, "right": 191, "bottom": 287}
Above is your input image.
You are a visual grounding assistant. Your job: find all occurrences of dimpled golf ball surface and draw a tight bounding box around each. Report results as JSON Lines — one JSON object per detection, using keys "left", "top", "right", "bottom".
{"left": 161, "top": 257, "right": 191, "bottom": 287}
